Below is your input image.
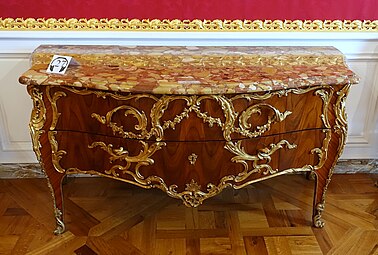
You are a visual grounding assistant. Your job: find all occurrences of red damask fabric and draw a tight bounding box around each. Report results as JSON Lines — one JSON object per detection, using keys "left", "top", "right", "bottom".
{"left": 1, "top": 0, "right": 377, "bottom": 20}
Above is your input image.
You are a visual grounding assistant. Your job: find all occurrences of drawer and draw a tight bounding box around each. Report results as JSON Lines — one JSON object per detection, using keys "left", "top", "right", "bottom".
{"left": 51, "top": 129, "right": 326, "bottom": 206}
{"left": 44, "top": 85, "right": 331, "bottom": 141}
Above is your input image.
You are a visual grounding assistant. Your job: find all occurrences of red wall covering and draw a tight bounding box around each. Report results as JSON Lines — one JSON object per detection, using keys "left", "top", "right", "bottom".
{"left": 1, "top": 0, "right": 377, "bottom": 20}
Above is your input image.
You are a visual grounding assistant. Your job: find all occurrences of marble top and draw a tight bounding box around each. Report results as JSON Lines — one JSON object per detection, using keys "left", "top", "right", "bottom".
{"left": 19, "top": 45, "right": 359, "bottom": 95}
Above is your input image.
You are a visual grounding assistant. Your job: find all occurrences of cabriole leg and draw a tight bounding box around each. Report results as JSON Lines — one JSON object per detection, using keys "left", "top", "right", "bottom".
{"left": 41, "top": 160, "right": 66, "bottom": 235}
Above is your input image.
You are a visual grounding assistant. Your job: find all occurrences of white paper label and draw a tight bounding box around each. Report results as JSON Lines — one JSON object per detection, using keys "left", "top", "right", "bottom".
{"left": 46, "top": 55, "right": 72, "bottom": 74}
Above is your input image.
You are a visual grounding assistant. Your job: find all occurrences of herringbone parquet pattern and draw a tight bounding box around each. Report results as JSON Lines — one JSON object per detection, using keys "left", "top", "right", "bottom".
{"left": 0, "top": 174, "right": 377, "bottom": 255}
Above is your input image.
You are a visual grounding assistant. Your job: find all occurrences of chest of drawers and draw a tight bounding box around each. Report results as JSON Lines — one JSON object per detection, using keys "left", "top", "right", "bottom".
{"left": 19, "top": 45, "right": 358, "bottom": 234}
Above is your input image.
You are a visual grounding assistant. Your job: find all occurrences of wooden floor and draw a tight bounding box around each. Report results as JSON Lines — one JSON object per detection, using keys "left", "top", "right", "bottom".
{"left": 0, "top": 174, "right": 377, "bottom": 255}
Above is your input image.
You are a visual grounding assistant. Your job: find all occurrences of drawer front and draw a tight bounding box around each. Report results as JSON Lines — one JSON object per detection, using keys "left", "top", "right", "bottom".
{"left": 44, "top": 85, "right": 332, "bottom": 141}
{"left": 50, "top": 129, "right": 327, "bottom": 206}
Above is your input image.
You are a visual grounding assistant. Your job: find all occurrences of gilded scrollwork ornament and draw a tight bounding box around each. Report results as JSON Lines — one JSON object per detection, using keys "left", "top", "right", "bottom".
{"left": 46, "top": 87, "right": 66, "bottom": 130}
{"left": 180, "top": 180, "right": 207, "bottom": 207}
{"left": 27, "top": 86, "right": 46, "bottom": 161}
{"left": 235, "top": 103, "right": 292, "bottom": 138}
{"left": 311, "top": 129, "right": 332, "bottom": 170}
{"left": 88, "top": 140, "right": 166, "bottom": 177}
{"left": 91, "top": 93, "right": 293, "bottom": 142}
{"left": 49, "top": 131, "right": 67, "bottom": 174}
{"left": 225, "top": 139, "right": 297, "bottom": 180}
{"left": 91, "top": 105, "right": 150, "bottom": 140}
{"left": 315, "top": 89, "right": 334, "bottom": 129}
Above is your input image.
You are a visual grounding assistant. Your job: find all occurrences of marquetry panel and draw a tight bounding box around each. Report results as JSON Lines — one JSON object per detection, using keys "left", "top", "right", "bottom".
{"left": 0, "top": 174, "right": 376, "bottom": 254}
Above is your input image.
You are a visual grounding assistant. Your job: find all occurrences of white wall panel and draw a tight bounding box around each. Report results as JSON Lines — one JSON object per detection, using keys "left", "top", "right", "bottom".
{"left": 0, "top": 54, "right": 37, "bottom": 162}
{"left": 0, "top": 31, "right": 377, "bottom": 162}
{"left": 343, "top": 57, "right": 378, "bottom": 158}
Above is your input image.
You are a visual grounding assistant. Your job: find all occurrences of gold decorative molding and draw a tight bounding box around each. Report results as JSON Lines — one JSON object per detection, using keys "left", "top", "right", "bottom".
{"left": 1, "top": 18, "right": 377, "bottom": 32}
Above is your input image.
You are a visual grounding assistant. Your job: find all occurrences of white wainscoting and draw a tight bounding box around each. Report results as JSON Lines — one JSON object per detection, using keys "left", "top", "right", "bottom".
{"left": 0, "top": 31, "right": 377, "bottom": 163}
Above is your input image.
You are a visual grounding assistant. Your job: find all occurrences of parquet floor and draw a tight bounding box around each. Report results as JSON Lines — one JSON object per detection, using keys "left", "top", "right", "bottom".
{"left": 0, "top": 174, "right": 377, "bottom": 255}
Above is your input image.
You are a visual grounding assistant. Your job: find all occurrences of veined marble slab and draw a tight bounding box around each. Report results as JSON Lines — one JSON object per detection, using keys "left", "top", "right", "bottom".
{"left": 19, "top": 45, "right": 358, "bottom": 95}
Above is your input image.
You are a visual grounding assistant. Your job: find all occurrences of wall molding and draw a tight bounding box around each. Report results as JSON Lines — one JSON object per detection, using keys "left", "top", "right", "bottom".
{"left": 1, "top": 31, "right": 378, "bottom": 54}
{"left": 1, "top": 19, "right": 378, "bottom": 32}
{"left": 346, "top": 53, "right": 378, "bottom": 61}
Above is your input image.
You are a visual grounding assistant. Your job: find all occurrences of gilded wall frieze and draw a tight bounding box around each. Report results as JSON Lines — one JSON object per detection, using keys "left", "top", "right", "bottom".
{"left": 1, "top": 18, "right": 377, "bottom": 32}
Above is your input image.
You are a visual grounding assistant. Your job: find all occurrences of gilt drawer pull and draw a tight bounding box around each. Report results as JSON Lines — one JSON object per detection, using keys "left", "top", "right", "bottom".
{"left": 188, "top": 153, "right": 198, "bottom": 165}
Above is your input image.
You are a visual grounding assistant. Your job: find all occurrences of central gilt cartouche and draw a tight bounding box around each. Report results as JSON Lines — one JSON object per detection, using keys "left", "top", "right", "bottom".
{"left": 19, "top": 45, "right": 358, "bottom": 234}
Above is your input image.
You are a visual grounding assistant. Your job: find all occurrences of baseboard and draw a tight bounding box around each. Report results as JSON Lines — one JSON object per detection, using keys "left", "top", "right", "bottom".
{"left": 334, "top": 159, "right": 378, "bottom": 174}
{"left": 1, "top": 160, "right": 377, "bottom": 179}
